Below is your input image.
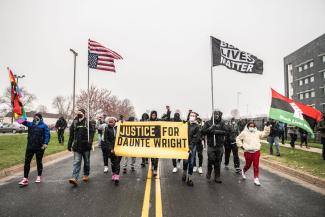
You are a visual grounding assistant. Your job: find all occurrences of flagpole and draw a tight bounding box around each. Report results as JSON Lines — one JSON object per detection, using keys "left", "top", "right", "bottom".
{"left": 87, "top": 66, "right": 90, "bottom": 144}
{"left": 210, "top": 36, "right": 216, "bottom": 146}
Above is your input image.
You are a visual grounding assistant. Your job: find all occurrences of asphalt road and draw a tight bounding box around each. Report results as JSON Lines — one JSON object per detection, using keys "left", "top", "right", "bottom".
{"left": 0, "top": 148, "right": 324, "bottom": 217}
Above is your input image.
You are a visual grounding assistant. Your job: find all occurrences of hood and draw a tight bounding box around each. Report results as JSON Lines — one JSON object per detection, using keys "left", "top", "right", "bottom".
{"left": 150, "top": 110, "right": 158, "bottom": 121}
{"left": 173, "top": 112, "right": 181, "bottom": 121}
{"left": 141, "top": 113, "right": 149, "bottom": 121}
{"left": 211, "top": 110, "right": 223, "bottom": 123}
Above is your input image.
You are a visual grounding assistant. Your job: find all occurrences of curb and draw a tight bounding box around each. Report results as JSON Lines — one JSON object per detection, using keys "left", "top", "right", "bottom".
{"left": 0, "top": 150, "right": 71, "bottom": 179}
{"left": 239, "top": 151, "right": 325, "bottom": 189}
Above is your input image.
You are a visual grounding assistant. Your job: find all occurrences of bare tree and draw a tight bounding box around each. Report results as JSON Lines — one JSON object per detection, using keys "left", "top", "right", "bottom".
{"left": 36, "top": 105, "right": 48, "bottom": 113}
{"left": 52, "top": 96, "right": 73, "bottom": 121}
{"left": 230, "top": 109, "right": 240, "bottom": 118}
{"left": 0, "top": 86, "right": 36, "bottom": 113}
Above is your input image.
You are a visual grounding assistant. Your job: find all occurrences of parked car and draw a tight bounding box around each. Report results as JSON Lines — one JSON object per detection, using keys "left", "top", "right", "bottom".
{"left": 0, "top": 123, "right": 27, "bottom": 134}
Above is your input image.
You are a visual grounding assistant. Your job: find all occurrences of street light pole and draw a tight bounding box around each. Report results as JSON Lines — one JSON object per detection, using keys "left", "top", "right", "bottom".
{"left": 70, "top": 49, "right": 78, "bottom": 120}
{"left": 12, "top": 74, "right": 25, "bottom": 124}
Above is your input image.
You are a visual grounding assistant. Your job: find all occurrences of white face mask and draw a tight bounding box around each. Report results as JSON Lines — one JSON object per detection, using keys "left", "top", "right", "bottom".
{"left": 248, "top": 127, "right": 256, "bottom": 132}
{"left": 189, "top": 116, "right": 196, "bottom": 122}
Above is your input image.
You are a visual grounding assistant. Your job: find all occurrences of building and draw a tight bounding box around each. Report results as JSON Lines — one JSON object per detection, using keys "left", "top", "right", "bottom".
{"left": 3, "top": 111, "right": 61, "bottom": 127}
{"left": 284, "top": 33, "right": 325, "bottom": 112}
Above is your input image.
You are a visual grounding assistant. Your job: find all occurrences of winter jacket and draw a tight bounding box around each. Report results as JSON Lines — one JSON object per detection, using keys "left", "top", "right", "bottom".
{"left": 269, "top": 123, "right": 280, "bottom": 137}
{"left": 55, "top": 118, "right": 67, "bottom": 130}
{"left": 317, "top": 119, "right": 325, "bottom": 138}
{"left": 102, "top": 125, "right": 117, "bottom": 150}
{"left": 67, "top": 118, "right": 95, "bottom": 153}
{"left": 22, "top": 120, "right": 50, "bottom": 151}
{"left": 236, "top": 126, "right": 270, "bottom": 152}
{"left": 226, "top": 122, "right": 240, "bottom": 145}
{"left": 201, "top": 119, "right": 228, "bottom": 148}
{"left": 188, "top": 122, "right": 200, "bottom": 150}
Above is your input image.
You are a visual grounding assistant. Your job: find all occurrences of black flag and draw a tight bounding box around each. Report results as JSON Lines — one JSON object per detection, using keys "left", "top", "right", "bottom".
{"left": 211, "top": 36, "right": 263, "bottom": 74}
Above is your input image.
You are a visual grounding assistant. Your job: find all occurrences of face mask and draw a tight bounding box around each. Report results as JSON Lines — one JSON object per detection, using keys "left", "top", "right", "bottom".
{"left": 189, "top": 116, "right": 196, "bottom": 122}
{"left": 34, "top": 119, "right": 40, "bottom": 125}
{"left": 248, "top": 127, "right": 256, "bottom": 132}
{"left": 232, "top": 121, "right": 235, "bottom": 125}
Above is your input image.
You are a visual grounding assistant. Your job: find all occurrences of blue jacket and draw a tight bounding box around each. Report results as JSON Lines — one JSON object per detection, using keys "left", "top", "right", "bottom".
{"left": 23, "top": 120, "right": 50, "bottom": 150}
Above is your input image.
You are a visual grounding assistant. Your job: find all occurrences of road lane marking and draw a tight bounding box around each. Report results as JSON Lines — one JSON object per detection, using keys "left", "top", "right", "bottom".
{"left": 141, "top": 162, "right": 152, "bottom": 217}
{"left": 155, "top": 163, "right": 163, "bottom": 217}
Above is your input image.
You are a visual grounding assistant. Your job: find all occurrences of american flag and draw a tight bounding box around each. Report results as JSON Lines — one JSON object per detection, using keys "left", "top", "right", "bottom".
{"left": 88, "top": 39, "right": 123, "bottom": 72}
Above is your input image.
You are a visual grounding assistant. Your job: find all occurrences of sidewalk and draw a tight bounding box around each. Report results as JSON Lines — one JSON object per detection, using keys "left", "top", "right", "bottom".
{"left": 261, "top": 140, "right": 322, "bottom": 154}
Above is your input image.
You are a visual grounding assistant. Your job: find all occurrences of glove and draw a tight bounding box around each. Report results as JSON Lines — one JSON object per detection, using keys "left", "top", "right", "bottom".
{"left": 41, "top": 144, "right": 48, "bottom": 150}
{"left": 182, "top": 120, "right": 187, "bottom": 124}
{"left": 16, "top": 119, "right": 25, "bottom": 124}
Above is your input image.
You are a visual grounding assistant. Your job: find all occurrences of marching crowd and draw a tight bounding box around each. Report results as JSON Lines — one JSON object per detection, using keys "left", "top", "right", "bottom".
{"left": 17, "top": 106, "right": 325, "bottom": 188}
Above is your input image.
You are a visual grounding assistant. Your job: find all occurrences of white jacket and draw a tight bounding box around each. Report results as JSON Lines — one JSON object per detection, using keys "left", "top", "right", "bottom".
{"left": 236, "top": 126, "right": 271, "bottom": 152}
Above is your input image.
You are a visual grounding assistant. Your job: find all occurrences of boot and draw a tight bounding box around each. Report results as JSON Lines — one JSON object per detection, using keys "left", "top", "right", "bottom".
{"left": 186, "top": 175, "right": 194, "bottom": 187}
{"left": 214, "top": 173, "right": 222, "bottom": 184}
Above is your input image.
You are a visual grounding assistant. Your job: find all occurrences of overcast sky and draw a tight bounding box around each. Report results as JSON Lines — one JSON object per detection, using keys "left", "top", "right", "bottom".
{"left": 1, "top": 0, "right": 325, "bottom": 119}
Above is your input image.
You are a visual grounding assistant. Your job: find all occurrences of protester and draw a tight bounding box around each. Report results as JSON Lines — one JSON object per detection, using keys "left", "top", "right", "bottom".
{"left": 279, "top": 122, "right": 285, "bottom": 144}
{"left": 102, "top": 117, "right": 121, "bottom": 185}
{"left": 224, "top": 118, "right": 241, "bottom": 173}
{"left": 236, "top": 121, "right": 270, "bottom": 186}
{"left": 182, "top": 112, "right": 200, "bottom": 186}
{"left": 193, "top": 117, "right": 204, "bottom": 174}
{"left": 96, "top": 116, "right": 105, "bottom": 148}
{"left": 67, "top": 109, "right": 95, "bottom": 186}
{"left": 161, "top": 105, "right": 171, "bottom": 121}
{"left": 268, "top": 120, "right": 281, "bottom": 156}
{"left": 299, "top": 128, "right": 309, "bottom": 148}
{"left": 99, "top": 117, "right": 109, "bottom": 173}
{"left": 171, "top": 112, "right": 182, "bottom": 173}
{"left": 288, "top": 126, "right": 298, "bottom": 149}
{"left": 317, "top": 114, "right": 325, "bottom": 160}
{"left": 201, "top": 110, "right": 228, "bottom": 183}
{"left": 150, "top": 110, "right": 159, "bottom": 176}
{"left": 140, "top": 113, "right": 150, "bottom": 168}
{"left": 18, "top": 113, "right": 50, "bottom": 186}
{"left": 55, "top": 116, "right": 67, "bottom": 144}
{"left": 122, "top": 116, "right": 137, "bottom": 173}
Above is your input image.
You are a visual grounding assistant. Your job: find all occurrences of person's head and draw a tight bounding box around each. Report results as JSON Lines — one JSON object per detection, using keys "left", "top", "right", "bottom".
{"left": 33, "top": 113, "right": 43, "bottom": 125}
{"left": 188, "top": 112, "right": 197, "bottom": 123}
{"left": 128, "top": 116, "right": 135, "bottom": 121}
{"left": 213, "top": 110, "right": 223, "bottom": 123}
{"left": 247, "top": 121, "right": 257, "bottom": 132}
{"left": 106, "top": 117, "right": 117, "bottom": 127}
{"left": 174, "top": 112, "right": 181, "bottom": 121}
{"left": 141, "top": 113, "right": 149, "bottom": 121}
{"left": 166, "top": 105, "right": 170, "bottom": 110}
{"left": 231, "top": 117, "right": 236, "bottom": 124}
{"left": 76, "top": 109, "right": 86, "bottom": 120}
{"left": 150, "top": 111, "right": 158, "bottom": 120}
{"left": 197, "top": 117, "right": 202, "bottom": 124}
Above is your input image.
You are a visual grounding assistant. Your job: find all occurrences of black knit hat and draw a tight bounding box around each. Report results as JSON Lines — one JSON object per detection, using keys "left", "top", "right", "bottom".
{"left": 78, "top": 109, "right": 86, "bottom": 115}
{"left": 34, "top": 113, "right": 43, "bottom": 120}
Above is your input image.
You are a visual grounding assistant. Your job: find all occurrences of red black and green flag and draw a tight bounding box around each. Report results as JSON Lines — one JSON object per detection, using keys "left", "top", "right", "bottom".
{"left": 269, "top": 89, "right": 323, "bottom": 137}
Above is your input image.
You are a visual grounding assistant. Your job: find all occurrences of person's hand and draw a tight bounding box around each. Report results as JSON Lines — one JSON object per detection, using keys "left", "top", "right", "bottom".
{"left": 240, "top": 146, "right": 244, "bottom": 150}
{"left": 41, "top": 144, "right": 48, "bottom": 150}
{"left": 182, "top": 120, "right": 187, "bottom": 124}
{"left": 16, "top": 119, "right": 25, "bottom": 124}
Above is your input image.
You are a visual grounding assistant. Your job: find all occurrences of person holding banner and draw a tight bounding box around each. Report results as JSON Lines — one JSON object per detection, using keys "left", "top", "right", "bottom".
{"left": 103, "top": 117, "right": 121, "bottom": 185}
{"left": 140, "top": 113, "right": 150, "bottom": 168}
{"left": 182, "top": 112, "right": 200, "bottom": 186}
{"left": 201, "top": 110, "right": 228, "bottom": 184}
{"left": 18, "top": 113, "right": 50, "bottom": 186}
{"left": 67, "top": 109, "right": 95, "bottom": 187}
{"left": 122, "top": 116, "right": 137, "bottom": 173}
{"left": 236, "top": 122, "right": 270, "bottom": 186}
{"left": 172, "top": 112, "right": 183, "bottom": 173}
{"left": 150, "top": 110, "right": 159, "bottom": 176}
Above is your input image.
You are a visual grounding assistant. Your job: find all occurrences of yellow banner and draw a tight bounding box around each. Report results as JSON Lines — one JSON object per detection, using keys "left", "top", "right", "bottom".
{"left": 114, "top": 121, "right": 189, "bottom": 159}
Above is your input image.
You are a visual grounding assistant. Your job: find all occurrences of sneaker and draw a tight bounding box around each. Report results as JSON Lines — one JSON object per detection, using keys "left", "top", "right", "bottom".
{"left": 104, "top": 166, "right": 109, "bottom": 173}
{"left": 186, "top": 176, "right": 194, "bottom": 186}
{"left": 214, "top": 177, "right": 222, "bottom": 184}
{"left": 153, "top": 170, "right": 157, "bottom": 177}
{"left": 241, "top": 169, "right": 247, "bottom": 180}
{"left": 276, "top": 153, "right": 281, "bottom": 157}
{"left": 68, "top": 178, "right": 78, "bottom": 187}
{"left": 114, "top": 175, "right": 120, "bottom": 185}
{"left": 82, "top": 176, "right": 89, "bottom": 182}
{"left": 193, "top": 167, "right": 198, "bottom": 173}
{"left": 235, "top": 167, "right": 241, "bottom": 173}
{"left": 172, "top": 167, "right": 178, "bottom": 173}
{"left": 198, "top": 167, "right": 203, "bottom": 174}
{"left": 112, "top": 174, "right": 116, "bottom": 181}
{"left": 35, "top": 176, "right": 42, "bottom": 183}
{"left": 19, "top": 178, "right": 29, "bottom": 186}
{"left": 123, "top": 168, "right": 127, "bottom": 174}
{"left": 254, "top": 177, "right": 261, "bottom": 186}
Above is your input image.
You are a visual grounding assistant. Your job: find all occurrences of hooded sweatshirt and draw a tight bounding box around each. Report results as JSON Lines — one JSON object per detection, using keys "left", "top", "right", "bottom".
{"left": 236, "top": 126, "right": 270, "bottom": 152}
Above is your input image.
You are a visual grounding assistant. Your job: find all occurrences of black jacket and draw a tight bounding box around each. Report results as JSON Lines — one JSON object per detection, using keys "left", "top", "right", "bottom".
{"left": 67, "top": 118, "right": 95, "bottom": 153}
{"left": 201, "top": 119, "right": 228, "bottom": 148}
{"left": 226, "top": 122, "right": 240, "bottom": 145}
{"left": 188, "top": 122, "right": 200, "bottom": 150}
{"left": 102, "top": 125, "right": 117, "bottom": 150}
{"left": 55, "top": 118, "right": 67, "bottom": 130}
{"left": 269, "top": 123, "right": 281, "bottom": 137}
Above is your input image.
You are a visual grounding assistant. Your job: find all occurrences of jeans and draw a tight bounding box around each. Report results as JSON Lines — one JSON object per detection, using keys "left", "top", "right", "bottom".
{"left": 183, "top": 146, "right": 197, "bottom": 175}
{"left": 321, "top": 137, "right": 325, "bottom": 160}
{"left": 72, "top": 151, "right": 90, "bottom": 180}
{"left": 24, "top": 149, "right": 45, "bottom": 178}
{"left": 268, "top": 136, "right": 280, "bottom": 155}
{"left": 123, "top": 157, "right": 136, "bottom": 168}
{"left": 193, "top": 143, "right": 203, "bottom": 167}
{"left": 57, "top": 129, "right": 65, "bottom": 144}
